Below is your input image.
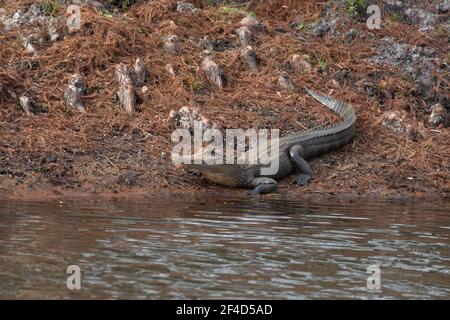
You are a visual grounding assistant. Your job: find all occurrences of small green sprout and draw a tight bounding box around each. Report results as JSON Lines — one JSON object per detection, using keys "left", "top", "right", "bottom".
{"left": 345, "top": 0, "right": 365, "bottom": 16}
{"left": 40, "top": 0, "right": 58, "bottom": 17}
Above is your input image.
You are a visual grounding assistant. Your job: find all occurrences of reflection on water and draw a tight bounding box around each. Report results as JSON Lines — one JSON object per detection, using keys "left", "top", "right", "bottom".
{"left": 0, "top": 197, "right": 449, "bottom": 299}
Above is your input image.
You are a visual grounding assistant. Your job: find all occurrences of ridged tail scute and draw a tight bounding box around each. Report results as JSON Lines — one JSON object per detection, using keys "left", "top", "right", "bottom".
{"left": 305, "top": 88, "right": 356, "bottom": 128}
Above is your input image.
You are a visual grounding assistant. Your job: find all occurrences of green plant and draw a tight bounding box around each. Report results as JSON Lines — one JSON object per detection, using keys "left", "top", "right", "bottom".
{"left": 98, "top": 10, "right": 113, "bottom": 19}
{"left": 122, "top": 0, "right": 132, "bottom": 9}
{"left": 388, "top": 11, "right": 401, "bottom": 22}
{"left": 219, "top": 6, "right": 242, "bottom": 14}
{"left": 218, "top": 2, "right": 253, "bottom": 16}
{"left": 295, "top": 21, "right": 305, "bottom": 31}
{"left": 107, "top": 0, "right": 135, "bottom": 9}
{"left": 345, "top": 0, "right": 365, "bottom": 16}
{"left": 40, "top": 0, "right": 58, "bottom": 17}
{"left": 187, "top": 75, "right": 202, "bottom": 91}
{"left": 315, "top": 55, "right": 328, "bottom": 75}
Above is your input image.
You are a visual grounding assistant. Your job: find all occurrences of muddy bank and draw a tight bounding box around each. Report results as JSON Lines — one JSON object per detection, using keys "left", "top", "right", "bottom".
{"left": 0, "top": 0, "right": 449, "bottom": 200}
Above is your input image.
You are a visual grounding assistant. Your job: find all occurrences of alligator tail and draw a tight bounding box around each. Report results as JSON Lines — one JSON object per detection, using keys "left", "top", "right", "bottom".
{"left": 305, "top": 88, "right": 356, "bottom": 127}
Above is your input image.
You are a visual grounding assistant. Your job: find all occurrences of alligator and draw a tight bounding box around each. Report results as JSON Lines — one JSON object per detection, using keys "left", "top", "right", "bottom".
{"left": 183, "top": 89, "right": 356, "bottom": 194}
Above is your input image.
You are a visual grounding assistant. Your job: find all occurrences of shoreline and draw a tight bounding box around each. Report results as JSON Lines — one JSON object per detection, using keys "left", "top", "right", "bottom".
{"left": 1, "top": 185, "right": 449, "bottom": 202}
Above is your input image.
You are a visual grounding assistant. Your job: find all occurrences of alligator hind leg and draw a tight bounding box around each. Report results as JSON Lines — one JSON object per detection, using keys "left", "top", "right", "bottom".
{"left": 249, "top": 177, "right": 278, "bottom": 195}
{"left": 289, "top": 144, "right": 313, "bottom": 187}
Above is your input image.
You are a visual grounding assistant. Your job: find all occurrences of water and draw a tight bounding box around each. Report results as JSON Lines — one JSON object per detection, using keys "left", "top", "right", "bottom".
{"left": 0, "top": 197, "right": 449, "bottom": 299}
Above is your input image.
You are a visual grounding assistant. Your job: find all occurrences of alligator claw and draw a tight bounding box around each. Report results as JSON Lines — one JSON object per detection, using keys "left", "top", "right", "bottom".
{"left": 293, "top": 174, "right": 311, "bottom": 187}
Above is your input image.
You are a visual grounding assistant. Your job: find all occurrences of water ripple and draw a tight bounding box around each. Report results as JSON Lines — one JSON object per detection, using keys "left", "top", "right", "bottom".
{"left": 0, "top": 198, "right": 449, "bottom": 299}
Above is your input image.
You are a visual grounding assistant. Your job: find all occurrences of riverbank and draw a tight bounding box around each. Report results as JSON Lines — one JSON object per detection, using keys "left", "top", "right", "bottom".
{"left": 1, "top": 1, "right": 449, "bottom": 200}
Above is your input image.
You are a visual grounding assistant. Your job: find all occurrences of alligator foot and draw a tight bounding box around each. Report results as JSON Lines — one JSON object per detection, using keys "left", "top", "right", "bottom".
{"left": 249, "top": 177, "right": 278, "bottom": 194}
{"left": 293, "top": 174, "right": 311, "bottom": 187}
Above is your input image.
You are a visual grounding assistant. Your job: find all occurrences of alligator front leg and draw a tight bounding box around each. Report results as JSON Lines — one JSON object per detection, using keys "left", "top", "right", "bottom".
{"left": 249, "top": 177, "right": 278, "bottom": 195}
{"left": 289, "top": 145, "right": 313, "bottom": 187}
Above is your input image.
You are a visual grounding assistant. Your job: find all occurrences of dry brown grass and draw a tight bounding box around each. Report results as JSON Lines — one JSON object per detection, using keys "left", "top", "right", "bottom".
{"left": 0, "top": 0, "right": 448, "bottom": 199}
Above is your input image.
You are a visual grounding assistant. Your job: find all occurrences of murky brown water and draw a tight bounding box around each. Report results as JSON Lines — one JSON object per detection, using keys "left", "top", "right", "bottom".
{"left": 0, "top": 197, "right": 449, "bottom": 299}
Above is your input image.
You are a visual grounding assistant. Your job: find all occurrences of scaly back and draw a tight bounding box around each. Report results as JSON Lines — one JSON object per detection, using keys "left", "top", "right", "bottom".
{"left": 281, "top": 89, "right": 356, "bottom": 144}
